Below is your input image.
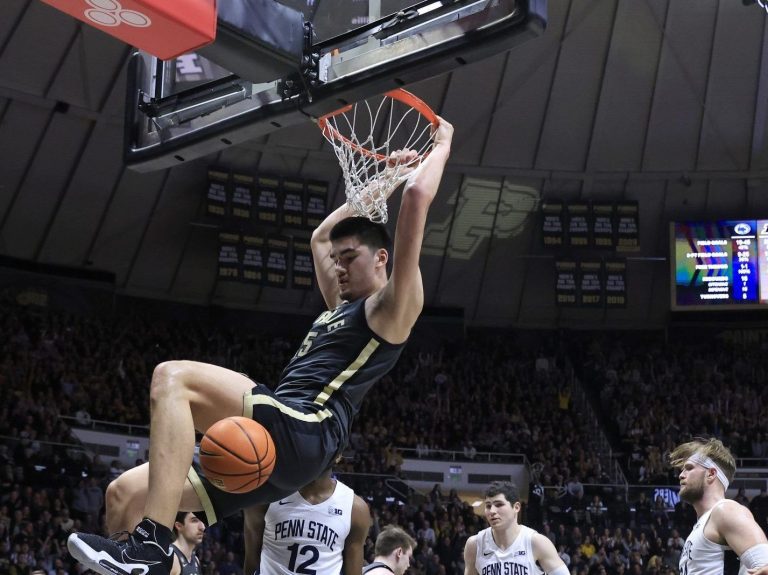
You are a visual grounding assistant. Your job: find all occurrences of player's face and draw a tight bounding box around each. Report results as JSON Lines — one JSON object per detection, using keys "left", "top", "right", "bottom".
{"left": 678, "top": 462, "right": 707, "bottom": 503}
{"left": 394, "top": 546, "right": 413, "bottom": 575}
{"left": 330, "top": 237, "right": 385, "bottom": 301}
{"left": 178, "top": 513, "right": 205, "bottom": 545}
{"left": 484, "top": 494, "right": 519, "bottom": 530}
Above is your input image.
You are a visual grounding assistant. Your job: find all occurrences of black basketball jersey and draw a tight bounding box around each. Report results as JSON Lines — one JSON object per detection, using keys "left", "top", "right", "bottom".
{"left": 170, "top": 545, "right": 202, "bottom": 575}
{"left": 362, "top": 562, "right": 395, "bottom": 574}
{"left": 276, "top": 297, "right": 405, "bottom": 434}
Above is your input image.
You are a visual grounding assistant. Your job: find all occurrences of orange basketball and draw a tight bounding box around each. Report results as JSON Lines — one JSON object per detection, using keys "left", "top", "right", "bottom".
{"left": 199, "top": 417, "right": 276, "bottom": 494}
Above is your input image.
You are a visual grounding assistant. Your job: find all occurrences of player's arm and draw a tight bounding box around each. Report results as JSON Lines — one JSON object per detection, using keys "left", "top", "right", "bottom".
{"left": 311, "top": 202, "right": 356, "bottom": 309}
{"left": 532, "top": 532, "right": 569, "bottom": 575}
{"left": 342, "top": 495, "right": 372, "bottom": 575}
{"left": 243, "top": 504, "right": 269, "bottom": 575}
{"left": 713, "top": 501, "right": 768, "bottom": 571}
{"left": 368, "top": 117, "right": 453, "bottom": 344}
{"left": 463, "top": 535, "right": 480, "bottom": 575}
{"left": 310, "top": 151, "right": 418, "bottom": 310}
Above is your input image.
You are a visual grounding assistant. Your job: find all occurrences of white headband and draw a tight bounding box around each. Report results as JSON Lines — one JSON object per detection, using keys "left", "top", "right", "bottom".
{"left": 688, "top": 452, "right": 730, "bottom": 491}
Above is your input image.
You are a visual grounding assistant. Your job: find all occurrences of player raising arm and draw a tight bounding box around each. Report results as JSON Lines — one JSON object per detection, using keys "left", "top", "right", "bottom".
{"left": 67, "top": 114, "right": 452, "bottom": 575}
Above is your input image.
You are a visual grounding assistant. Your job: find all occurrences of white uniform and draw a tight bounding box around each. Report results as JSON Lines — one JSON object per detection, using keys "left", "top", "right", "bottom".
{"left": 261, "top": 479, "right": 354, "bottom": 575}
{"left": 679, "top": 499, "right": 731, "bottom": 575}
{"left": 474, "top": 525, "right": 543, "bottom": 575}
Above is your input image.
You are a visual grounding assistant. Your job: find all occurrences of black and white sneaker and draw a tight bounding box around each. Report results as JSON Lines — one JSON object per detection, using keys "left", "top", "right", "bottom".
{"left": 68, "top": 519, "right": 174, "bottom": 575}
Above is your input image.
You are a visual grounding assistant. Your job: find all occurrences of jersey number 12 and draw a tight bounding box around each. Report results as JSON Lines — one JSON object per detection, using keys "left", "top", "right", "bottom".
{"left": 287, "top": 543, "right": 319, "bottom": 575}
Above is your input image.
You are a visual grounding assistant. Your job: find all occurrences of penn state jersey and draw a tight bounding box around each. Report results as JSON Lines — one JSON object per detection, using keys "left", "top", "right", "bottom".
{"left": 475, "top": 525, "right": 543, "bottom": 575}
{"left": 276, "top": 298, "right": 405, "bottom": 433}
{"left": 170, "top": 545, "right": 202, "bottom": 575}
{"left": 261, "top": 479, "right": 355, "bottom": 575}
{"left": 679, "top": 500, "right": 741, "bottom": 575}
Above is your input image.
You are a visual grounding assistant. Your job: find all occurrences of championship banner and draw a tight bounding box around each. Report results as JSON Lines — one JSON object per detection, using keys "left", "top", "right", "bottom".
{"left": 306, "top": 180, "right": 329, "bottom": 229}
{"left": 241, "top": 234, "right": 265, "bottom": 284}
{"left": 217, "top": 232, "right": 241, "bottom": 280}
{"left": 591, "top": 202, "right": 616, "bottom": 249}
{"left": 281, "top": 178, "right": 305, "bottom": 229}
{"left": 566, "top": 202, "right": 590, "bottom": 247}
{"left": 231, "top": 173, "right": 254, "bottom": 221}
{"left": 265, "top": 235, "right": 290, "bottom": 288}
{"left": 578, "top": 260, "right": 604, "bottom": 307}
{"left": 616, "top": 201, "right": 640, "bottom": 252}
{"left": 555, "top": 259, "right": 577, "bottom": 307}
{"left": 541, "top": 200, "right": 565, "bottom": 247}
{"left": 292, "top": 239, "right": 314, "bottom": 290}
{"left": 206, "top": 168, "right": 229, "bottom": 217}
{"left": 255, "top": 175, "right": 281, "bottom": 226}
{"left": 605, "top": 259, "right": 627, "bottom": 308}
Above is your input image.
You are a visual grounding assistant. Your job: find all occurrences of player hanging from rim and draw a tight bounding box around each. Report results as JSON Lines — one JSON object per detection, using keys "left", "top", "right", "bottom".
{"left": 671, "top": 437, "right": 768, "bottom": 575}
{"left": 170, "top": 512, "right": 205, "bottom": 575}
{"left": 243, "top": 466, "right": 371, "bottom": 575}
{"left": 67, "top": 115, "right": 454, "bottom": 575}
{"left": 463, "top": 481, "right": 569, "bottom": 575}
{"left": 363, "top": 526, "right": 416, "bottom": 575}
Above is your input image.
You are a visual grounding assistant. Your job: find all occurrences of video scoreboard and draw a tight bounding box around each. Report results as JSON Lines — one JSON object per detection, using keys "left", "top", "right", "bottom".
{"left": 672, "top": 219, "right": 768, "bottom": 310}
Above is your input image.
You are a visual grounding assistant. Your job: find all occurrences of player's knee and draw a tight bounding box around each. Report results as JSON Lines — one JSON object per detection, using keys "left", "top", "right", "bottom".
{"left": 106, "top": 475, "right": 133, "bottom": 512}
{"left": 151, "top": 360, "right": 191, "bottom": 397}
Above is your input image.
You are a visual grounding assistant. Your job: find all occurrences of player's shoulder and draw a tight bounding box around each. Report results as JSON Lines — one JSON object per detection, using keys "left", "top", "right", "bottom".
{"left": 351, "top": 493, "right": 371, "bottom": 521}
{"left": 465, "top": 533, "right": 480, "bottom": 550}
{"left": 712, "top": 499, "right": 748, "bottom": 515}
{"left": 352, "top": 492, "right": 369, "bottom": 509}
{"left": 711, "top": 498, "right": 754, "bottom": 522}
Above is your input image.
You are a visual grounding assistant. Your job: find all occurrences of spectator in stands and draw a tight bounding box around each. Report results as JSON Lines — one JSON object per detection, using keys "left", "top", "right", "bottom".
{"left": 735, "top": 487, "right": 750, "bottom": 507}
{"left": 665, "top": 529, "right": 684, "bottom": 567}
{"left": 578, "top": 535, "right": 596, "bottom": 560}
{"left": 634, "top": 492, "right": 652, "bottom": 528}
{"left": 750, "top": 488, "right": 768, "bottom": 533}
{"left": 74, "top": 408, "right": 91, "bottom": 427}
{"left": 418, "top": 520, "right": 437, "bottom": 546}
{"left": 609, "top": 494, "right": 632, "bottom": 529}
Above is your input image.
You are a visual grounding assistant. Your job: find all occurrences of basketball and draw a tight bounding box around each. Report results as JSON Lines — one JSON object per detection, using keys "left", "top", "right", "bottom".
{"left": 199, "top": 417, "right": 276, "bottom": 494}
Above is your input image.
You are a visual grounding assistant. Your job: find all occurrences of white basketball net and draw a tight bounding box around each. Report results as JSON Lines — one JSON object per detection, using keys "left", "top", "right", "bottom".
{"left": 759, "top": 0, "right": 768, "bottom": 13}
{"left": 319, "top": 91, "right": 437, "bottom": 223}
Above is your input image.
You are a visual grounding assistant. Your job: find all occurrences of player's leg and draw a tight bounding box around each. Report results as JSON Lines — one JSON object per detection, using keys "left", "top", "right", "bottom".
{"left": 104, "top": 463, "right": 204, "bottom": 534}
{"left": 142, "top": 360, "right": 255, "bottom": 529}
{"left": 68, "top": 361, "right": 255, "bottom": 575}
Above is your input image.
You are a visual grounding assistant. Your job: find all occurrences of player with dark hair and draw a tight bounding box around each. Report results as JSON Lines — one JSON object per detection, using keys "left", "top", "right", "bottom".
{"left": 363, "top": 526, "right": 417, "bottom": 575}
{"left": 67, "top": 117, "right": 454, "bottom": 575}
{"left": 670, "top": 438, "right": 768, "bottom": 575}
{"left": 243, "top": 467, "right": 370, "bottom": 575}
{"left": 464, "top": 481, "right": 568, "bottom": 575}
{"left": 170, "top": 512, "right": 204, "bottom": 575}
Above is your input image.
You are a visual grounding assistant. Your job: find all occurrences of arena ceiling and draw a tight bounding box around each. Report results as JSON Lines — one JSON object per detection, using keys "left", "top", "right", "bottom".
{"left": 1, "top": 0, "right": 767, "bottom": 328}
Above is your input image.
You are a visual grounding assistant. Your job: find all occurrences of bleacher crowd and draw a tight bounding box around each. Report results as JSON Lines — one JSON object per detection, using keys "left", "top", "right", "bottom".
{"left": 1, "top": 303, "right": 768, "bottom": 574}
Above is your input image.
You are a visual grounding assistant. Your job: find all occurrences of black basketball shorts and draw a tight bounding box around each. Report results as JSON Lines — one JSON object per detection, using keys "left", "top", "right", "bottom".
{"left": 187, "top": 384, "right": 343, "bottom": 524}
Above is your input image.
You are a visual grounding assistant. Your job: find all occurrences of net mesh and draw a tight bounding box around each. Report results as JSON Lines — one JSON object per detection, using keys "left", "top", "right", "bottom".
{"left": 319, "top": 91, "right": 437, "bottom": 223}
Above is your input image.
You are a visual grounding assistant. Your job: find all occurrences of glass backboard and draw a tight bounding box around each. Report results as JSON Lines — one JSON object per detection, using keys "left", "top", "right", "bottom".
{"left": 126, "top": 0, "right": 548, "bottom": 171}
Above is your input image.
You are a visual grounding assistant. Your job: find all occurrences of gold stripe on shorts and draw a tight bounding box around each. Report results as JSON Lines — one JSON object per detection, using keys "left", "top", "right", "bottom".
{"left": 313, "top": 338, "right": 380, "bottom": 406}
{"left": 187, "top": 467, "right": 217, "bottom": 525}
{"left": 244, "top": 393, "right": 333, "bottom": 422}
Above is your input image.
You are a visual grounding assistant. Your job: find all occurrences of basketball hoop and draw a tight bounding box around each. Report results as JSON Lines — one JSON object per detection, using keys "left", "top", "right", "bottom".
{"left": 317, "top": 89, "right": 439, "bottom": 223}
